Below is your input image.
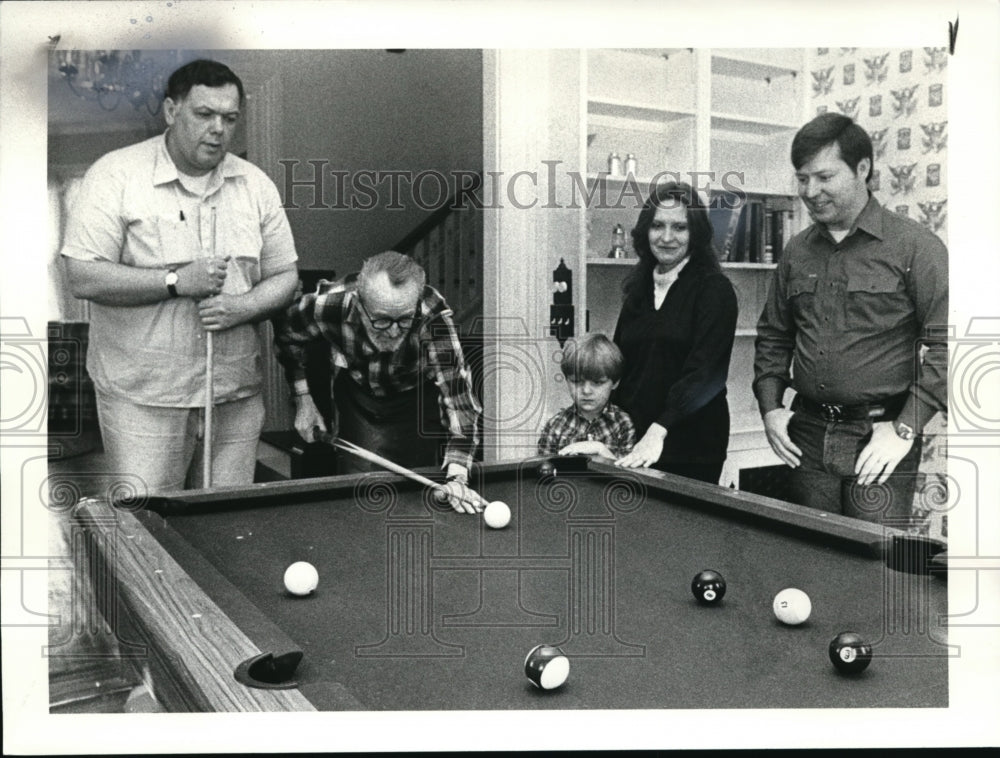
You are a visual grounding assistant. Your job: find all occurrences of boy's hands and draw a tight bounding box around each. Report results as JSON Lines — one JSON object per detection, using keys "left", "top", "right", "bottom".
{"left": 559, "top": 440, "right": 614, "bottom": 458}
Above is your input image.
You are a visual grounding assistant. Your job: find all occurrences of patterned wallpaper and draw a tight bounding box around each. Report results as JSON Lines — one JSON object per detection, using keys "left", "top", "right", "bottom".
{"left": 809, "top": 47, "right": 948, "bottom": 242}
{"left": 809, "top": 47, "right": 950, "bottom": 539}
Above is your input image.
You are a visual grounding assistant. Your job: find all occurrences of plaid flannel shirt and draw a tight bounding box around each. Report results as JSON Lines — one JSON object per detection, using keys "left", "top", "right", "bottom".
{"left": 274, "top": 279, "right": 481, "bottom": 470}
{"left": 537, "top": 402, "right": 636, "bottom": 458}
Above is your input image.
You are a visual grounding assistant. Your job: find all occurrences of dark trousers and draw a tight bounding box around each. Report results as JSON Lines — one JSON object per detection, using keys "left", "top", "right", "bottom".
{"left": 334, "top": 376, "right": 446, "bottom": 475}
{"left": 650, "top": 391, "right": 729, "bottom": 486}
{"left": 786, "top": 407, "right": 922, "bottom": 528}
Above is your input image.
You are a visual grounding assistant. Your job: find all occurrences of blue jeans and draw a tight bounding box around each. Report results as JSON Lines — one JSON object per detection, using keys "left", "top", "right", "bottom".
{"left": 786, "top": 408, "right": 922, "bottom": 528}
{"left": 95, "top": 391, "right": 265, "bottom": 493}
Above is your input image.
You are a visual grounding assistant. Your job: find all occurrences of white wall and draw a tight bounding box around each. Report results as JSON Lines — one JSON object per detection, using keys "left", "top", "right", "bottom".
{"left": 228, "top": 49, "right": 483, "bottom": 274}
{"left": 48, "top": 49, "right": 484, "bottom": 277}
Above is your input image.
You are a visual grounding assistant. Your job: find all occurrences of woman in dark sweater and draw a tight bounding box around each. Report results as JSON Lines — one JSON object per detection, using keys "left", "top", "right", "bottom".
{"left": 613, "top": 181, "right": 738, "bottom": 484}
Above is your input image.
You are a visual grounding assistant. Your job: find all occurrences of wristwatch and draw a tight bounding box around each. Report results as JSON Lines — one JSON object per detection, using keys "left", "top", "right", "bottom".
{"left": 894, "top": 421, "right": 916, "bottom": 441}
{"left": 165, "top": 269, "right": 179, "bottom": 298}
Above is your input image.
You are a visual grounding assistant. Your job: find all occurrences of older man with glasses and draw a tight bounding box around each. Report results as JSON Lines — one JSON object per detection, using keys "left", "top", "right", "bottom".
{"left": 274, "top": 250, "right": 483, "bottom": 513}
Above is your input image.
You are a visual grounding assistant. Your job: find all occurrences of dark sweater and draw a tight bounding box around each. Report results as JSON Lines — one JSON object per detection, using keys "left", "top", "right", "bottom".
{"left": 612, "top": 259, "right": 738, "bottom": 464}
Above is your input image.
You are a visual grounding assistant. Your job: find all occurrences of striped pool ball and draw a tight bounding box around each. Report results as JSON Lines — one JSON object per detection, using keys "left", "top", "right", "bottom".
{"left": 773, "top": 588, "right": 812, "bottom": 625}
{"left": 524, "top": 644, "right": 570, "bottom": 690}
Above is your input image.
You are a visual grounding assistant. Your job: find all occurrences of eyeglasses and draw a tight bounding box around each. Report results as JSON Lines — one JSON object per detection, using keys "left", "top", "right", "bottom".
{"left": 357, "top": 297, "right": 418, "bottom": 332}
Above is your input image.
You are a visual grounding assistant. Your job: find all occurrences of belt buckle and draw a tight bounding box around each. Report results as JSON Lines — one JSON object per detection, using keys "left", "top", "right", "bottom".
{"left": 820, "top": 403, "right": 843, "bottom": 422}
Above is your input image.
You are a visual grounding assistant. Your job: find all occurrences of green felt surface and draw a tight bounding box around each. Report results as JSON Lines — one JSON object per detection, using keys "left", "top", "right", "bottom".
{"left": 147, "top": 464, "right": 948, "bottom": 710}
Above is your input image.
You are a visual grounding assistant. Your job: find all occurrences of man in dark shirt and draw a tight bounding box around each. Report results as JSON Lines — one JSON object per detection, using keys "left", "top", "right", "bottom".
{"left": 753, "top": 113, "right": 948, "bottom": 524}
{"left": 274, "top": 250, "right": 482, "bottom": 513}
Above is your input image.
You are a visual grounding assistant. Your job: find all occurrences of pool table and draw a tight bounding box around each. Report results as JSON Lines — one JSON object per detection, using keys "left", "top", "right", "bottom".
{"left": 69, "top": 455, "right": 948, "bottom": 712}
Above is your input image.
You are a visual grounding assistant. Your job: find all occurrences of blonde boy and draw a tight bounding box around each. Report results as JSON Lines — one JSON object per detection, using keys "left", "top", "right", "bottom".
{"left": 537, "top": 334, "right": 635, "bottom": 459}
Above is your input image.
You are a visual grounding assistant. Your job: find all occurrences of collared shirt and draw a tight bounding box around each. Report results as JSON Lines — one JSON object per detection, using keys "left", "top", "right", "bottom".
{"left": 273, "top": 280, "right": 482, "bottom": 470}
{"left": 60, "top": 134, "right": 298, "bottom": 406}
{"left": 753, "top": 195, "right": 948, "bottom": 431}
{"left": 537, "top": 402, "right": 636, "bottom": 458}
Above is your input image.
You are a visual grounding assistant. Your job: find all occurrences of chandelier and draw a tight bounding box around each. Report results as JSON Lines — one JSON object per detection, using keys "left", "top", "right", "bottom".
{"left": 53, "top": 50, "right": 181, "bottom": 115}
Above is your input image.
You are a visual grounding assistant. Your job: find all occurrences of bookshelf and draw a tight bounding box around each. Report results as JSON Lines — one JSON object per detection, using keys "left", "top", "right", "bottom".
{"left": 578, "top": 48, "right": 809, "bottom": 486}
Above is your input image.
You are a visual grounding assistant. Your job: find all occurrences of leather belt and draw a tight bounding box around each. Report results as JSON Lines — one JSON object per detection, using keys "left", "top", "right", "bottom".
{"left": 793, "top": 393, "right": 908, "bottom": 423}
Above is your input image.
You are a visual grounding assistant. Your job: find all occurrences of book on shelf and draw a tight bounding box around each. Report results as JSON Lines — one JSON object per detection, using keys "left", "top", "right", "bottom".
{"left": 709, "top": 206, "right": 742, "bottom": 261}
{"left": 727, "top": 199, "right": 760, "bottom": 263}
{"left": 765, "top": 210, "right": 786, "bottom": 263}
{"left": 747, "top": 200, "right": 765, "bottom": 263}
{"left": 764, "top": 196, "right": 795, "bottom": 264}
{"left": 727, "top": 204, "right": 749, "bottom": 262}
{"left": 719, "top": 196, "right": 795, "bottom": 264}
{"left": 764, "top": 209, "right": 775, "bottom": 262}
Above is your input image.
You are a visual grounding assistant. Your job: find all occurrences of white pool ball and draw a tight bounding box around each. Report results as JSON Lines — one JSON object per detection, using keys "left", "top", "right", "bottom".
{"left": 284, "top": 561, "right": 319, "bottom": 596}
{"left": 484, "top": 501, "right": 511, "bottom": 529}
{"left": 773, "top": 587, "right": 812, "bottom": 625}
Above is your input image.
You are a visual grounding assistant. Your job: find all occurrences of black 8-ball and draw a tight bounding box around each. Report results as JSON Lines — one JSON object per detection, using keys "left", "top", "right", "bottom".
{"left": 691, "top": 569, "right": 726, "bottom": 604}
{"left": 829, "top": 631, "right": 873, "bottom": 674}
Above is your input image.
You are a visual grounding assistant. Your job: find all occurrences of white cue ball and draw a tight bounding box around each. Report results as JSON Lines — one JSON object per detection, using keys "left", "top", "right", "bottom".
{"left": 483, "top": 501, "right": 511, "bottom": 529}
{"left": 284, "top": 561, "right": 319, "bottom": 596}
{"left": 773, "top": 587, "right": 812, "bottom": 625}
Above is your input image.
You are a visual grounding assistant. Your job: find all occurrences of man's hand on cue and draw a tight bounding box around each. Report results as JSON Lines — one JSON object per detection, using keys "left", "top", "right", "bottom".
{"left": 438, "top": 480, "right": 485, "bottom": 515}
{"left": 177, "top": 255, "right": 230, "bottom": 298}
{"left": 292, "top": 392, "right": 327, "bottom": 443}
{"left": 312, "top": 426, "right": 334, "bottom": 445}
{"left": 197, "top": 294, "right": 247, "bottom": 331}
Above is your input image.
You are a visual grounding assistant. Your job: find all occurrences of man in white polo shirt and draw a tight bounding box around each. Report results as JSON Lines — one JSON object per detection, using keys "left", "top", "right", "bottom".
{"left": 61, "top": 59, "right": 298, "bottom": 491}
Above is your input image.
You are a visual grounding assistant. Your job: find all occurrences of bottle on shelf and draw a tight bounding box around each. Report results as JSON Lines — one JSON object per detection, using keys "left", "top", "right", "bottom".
{"left": 608, "top": 223, "right": 627, "bottom": 259}
{"left": 608, "top": 152, "right": 622, "bottom": 176}
{"left": 624, "top": 153, "right": 637, "bottom": 177}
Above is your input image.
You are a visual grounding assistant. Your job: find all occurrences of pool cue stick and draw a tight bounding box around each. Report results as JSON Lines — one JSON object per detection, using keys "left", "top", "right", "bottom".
{"left": 203, "top": 206, "right": 217, "bottom": 487}
{"left": 330, "top": 437, "right": 485, "bottom": 511}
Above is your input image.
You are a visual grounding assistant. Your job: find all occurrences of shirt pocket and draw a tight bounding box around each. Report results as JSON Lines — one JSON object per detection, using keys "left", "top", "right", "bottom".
{"left": 786, "top": 276, "right": 818, "bottom": 320}
{"left": 220, "top": 216, "right": 264, "bottom": 294}
{"left": 221, "top": 216, "right": 263, "bottom": 266}
{"left": 152, "top": 216, "right": 200, "bottom": 268}
{"left": 846, "top": 271, "right": 909, "bottom": 331}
